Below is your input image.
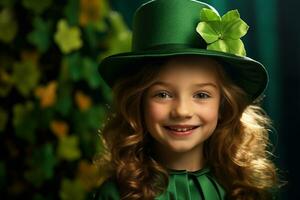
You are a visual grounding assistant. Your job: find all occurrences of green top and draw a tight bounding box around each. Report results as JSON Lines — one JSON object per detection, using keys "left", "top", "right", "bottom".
{"left": 94, "top": 167, "right": 226, "bottom": 200}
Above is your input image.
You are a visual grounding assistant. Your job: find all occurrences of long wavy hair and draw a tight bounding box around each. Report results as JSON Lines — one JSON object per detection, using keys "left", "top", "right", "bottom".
{"left": 98, "top": 56, "right": 279, "bottom": 200}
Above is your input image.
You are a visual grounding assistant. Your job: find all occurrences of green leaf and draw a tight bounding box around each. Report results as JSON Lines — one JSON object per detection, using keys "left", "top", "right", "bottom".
{"left": 12, "top": 102, "right": 37, "bottom": 143}
{"left": 73, "top": 105, "right": 106, "bottom": 133}
{"left": 99, "top": 11, "right": 132, "bottom": 60}
{"left": 74, "top": 105, "right": 106, "bottom": 157}
{"left": 54, "top": 19, "right": 82, "bottom": 54}
{"left": 208, "top": 39, "right": 246, "bottom": 56}
{"left": 24, "top": 143, "right": 57, "bottom": 187}
{"left": 82, "top": 57, "right": 101, "bottom": 88}
{"left": 22, "top": 0, "right": 52, "bottom": 14}
{"left": 222, "top": 18, "right": 249, "bottom": 40}
{"left": 57, "top": 135, "right": 81, "bottom": 161}
{"left": 64, "top": 0, "right": 80, "bottom": 26}
{"left": 200, "top": 8, "right": 220, "bottom": 21}
{"left": 0, "top": 67, "right": 13, "bottom": 97}
{"left": 207, "top": 39, "right": 228, "bottom": 53}
{"left": 221, "top": 9, "right": 240, "bottom": 22}
{"left": 65, "top": 53, "right": 83, "bottom": 81}
{"left": 83, "top": 24, "right": 103, "bottom": 49}
{"left": 55, "top": 86, "right": 72, "bottom": 116}
{"left": 86, "top": 105, "right": 106, "bottom": 129}
{"left": 12, "top": 61, "right": 40, "bottom": 97}
{"left": 197, "top": 8, "right": 249, "bottom": 56}
{"left": 92, "top": 0, "right": 110, "bottom": 32}
{"left": 27, "top": 17, "right": 52, "bottom": 53}
{"left": 224, "top": 38, "right": 246, "bottom": 56}
{"left": 0, "top": 8, "right": 18, "bottom": 43}
{"left": 196, "top": 21, "right": 221, "bottom": 43}
{"left": 60, "top": 179, "right": 86, "bottom": 200}
{"left": 99, "top": 75, "right": 112, "bottom": 103}
{"left": 0, "top": 107, "right": 8, "bottom": 132}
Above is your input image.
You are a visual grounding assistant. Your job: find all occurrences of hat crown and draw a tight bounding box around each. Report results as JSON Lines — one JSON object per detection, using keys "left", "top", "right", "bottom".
{"left": 99, "top": 0, "right": 268, "bottom": 102}
{"left": 132, "top": 0, "right": 215, "bottom": 51}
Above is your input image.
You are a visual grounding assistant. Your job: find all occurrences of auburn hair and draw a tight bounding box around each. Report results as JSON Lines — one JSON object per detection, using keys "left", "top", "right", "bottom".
{"left": 97, "top": 56, "right": 279, "bottom": 200}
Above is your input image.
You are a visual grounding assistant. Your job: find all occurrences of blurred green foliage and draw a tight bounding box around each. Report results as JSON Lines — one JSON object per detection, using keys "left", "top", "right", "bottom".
{"left": 0, "top": 0, "right": 131, "bottom": 198}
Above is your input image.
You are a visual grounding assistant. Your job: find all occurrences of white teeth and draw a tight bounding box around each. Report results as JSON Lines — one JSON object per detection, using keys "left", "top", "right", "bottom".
{"left": 169, "top": 127, "right": 194, "bottom": 132}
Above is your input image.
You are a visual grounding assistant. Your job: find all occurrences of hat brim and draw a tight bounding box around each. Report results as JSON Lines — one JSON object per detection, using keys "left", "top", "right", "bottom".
{"left": 99, "top": 47, "right": 268, "bottom": 101}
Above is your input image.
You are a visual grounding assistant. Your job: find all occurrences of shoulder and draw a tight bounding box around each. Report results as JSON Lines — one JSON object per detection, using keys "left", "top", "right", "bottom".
{"left": 93, "top": 178, "right": 120, "bottom": 200}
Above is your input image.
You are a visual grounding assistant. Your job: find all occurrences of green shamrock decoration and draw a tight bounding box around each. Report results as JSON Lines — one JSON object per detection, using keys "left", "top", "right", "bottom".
{"left": 99, "top": 11, "right": 132, "bottom": 60}
{"left": 196, "top": 8, "right": 249, "bottom": 56}
{"left": 0, "top": 67, "right": 13, "bottom": 97}
{"left": 27, "top": 17, "right": 52, "bottom": 53}
{"left": 0, "top": 8, "right": 18, "bottom": 43}
{"left": 12, "top": 102, "right": 37, "bottom": 143}
{"left": 64, "top": 54, "right": 101, "bottom": 88}
{"left": 24, "top": 143, "right": 57, "bottom": 187}
{"left": 12, "top": 61, "right": 40, "bottom": 97}
{"left": 54, "top": 19, "right": 83, "bottom": 54}
{"left": 22, "top": 0, "right": 52, "bottom": 14}
{"left": 57, "top": 135, "right": 81, "bottom": 161}
{"left": 60, "top": 178, "right": 86, "bottom": 200}
{"left": 82, "top": 57, "right": 101, "bottom": 89}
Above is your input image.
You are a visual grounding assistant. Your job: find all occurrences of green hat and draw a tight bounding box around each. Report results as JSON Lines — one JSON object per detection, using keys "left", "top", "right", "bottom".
{"left": 98, "top": 0, "right": 268, "bottom": 101}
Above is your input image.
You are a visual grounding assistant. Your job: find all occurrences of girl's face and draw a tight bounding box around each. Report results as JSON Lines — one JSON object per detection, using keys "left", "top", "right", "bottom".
{"left": 143, "top": 56, "right": 221, "bottom": 154}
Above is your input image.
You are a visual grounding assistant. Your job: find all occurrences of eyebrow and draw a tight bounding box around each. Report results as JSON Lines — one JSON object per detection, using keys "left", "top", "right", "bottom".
{"left": 151, "top": 81, "right": 218, "bottom": 88}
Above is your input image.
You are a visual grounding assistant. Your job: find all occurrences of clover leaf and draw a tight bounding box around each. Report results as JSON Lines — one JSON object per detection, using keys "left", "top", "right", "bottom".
{"left": 35, "top": 81, "right": 58, "bottom": 108}
{"left": 60, "top": 178, "right": 86, "bottom": 200}
{"left": 196, "top": 8, "right": 249, "bottom": 56}
{"left": 0, "top": 67, "right": 13, "bottom": 97}
{"left": 74, "top": 90, "right": 92, "bottom": 111}
{"left": 22, "top": 0, "right": 52, "bottom": 14}
{"left": 50, "top": 120, "right": 69, "bottom": 138}
{"left": 27, "top": 17, "right": 52, "bottom": 53}
{"left": 24, "top": 143, "right": 57, "bottom": 187}
{"left": 13, "top": 102, "right": 37, "bottom": 143}
{"left": 99, "top": 11, "right": 132, "bottom": 60}
{"left": 12, "top": 61, "right": 40, "bottom": 97}
{"left": 82, "top": 57, "right": 101, "bottom": 89}
{"left": 54, "top": 19, "right": 83, "bottom": 54}
{"left": 57, "top": 135, "right": 81, "bottom": 161}
{"left": 0, "top": 8, "right": 18, "bottom": 43}
{"left": 77, "top": 160, "right": 101, "bottom": 191}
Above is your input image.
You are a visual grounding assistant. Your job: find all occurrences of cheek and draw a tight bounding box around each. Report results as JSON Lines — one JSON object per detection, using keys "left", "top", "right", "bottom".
{"left": 198, "top": 102, "right": 220, "bottom": 122}
{"left": 145, "top": 102, "right": 169, "bottom": 123}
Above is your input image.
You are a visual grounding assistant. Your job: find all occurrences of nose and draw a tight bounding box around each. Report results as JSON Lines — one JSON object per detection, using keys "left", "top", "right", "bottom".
{"left": 170, "top": 97, "right": 193, "bottom": 119}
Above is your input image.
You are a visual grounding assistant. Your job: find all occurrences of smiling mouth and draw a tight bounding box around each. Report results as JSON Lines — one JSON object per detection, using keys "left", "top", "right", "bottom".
{"left": 164, "top": 125, "right": 200, "bottom": 132}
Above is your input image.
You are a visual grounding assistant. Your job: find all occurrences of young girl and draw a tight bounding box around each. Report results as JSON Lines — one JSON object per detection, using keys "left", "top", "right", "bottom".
{"left": 95, "top": 0, "right": 279, "bottom": 199}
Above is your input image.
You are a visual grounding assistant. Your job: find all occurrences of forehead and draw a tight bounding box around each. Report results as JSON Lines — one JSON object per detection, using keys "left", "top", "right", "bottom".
{"left": 156, "top": 56, "right": 220, "bottom": 83}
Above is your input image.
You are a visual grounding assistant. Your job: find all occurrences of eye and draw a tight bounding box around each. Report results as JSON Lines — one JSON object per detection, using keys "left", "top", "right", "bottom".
{"left": 154, "top": 91, "right": 172, "bottom": 99}
{"left": 194, "top": 92, "right": 210, "bottom": 99}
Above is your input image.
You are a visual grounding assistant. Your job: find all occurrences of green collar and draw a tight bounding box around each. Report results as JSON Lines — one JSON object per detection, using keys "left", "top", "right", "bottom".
{"left": 156, "top": 167, "right": 225, "bottom": 200}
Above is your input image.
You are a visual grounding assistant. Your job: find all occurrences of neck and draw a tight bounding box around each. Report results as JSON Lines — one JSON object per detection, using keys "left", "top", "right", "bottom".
{"left": 154, "top": 143, "right": 206, "bottom": 172}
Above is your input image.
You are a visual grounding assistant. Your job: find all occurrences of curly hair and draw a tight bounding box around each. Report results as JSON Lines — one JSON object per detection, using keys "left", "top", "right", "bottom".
{"left": 205, "top": 59, "right": 279, "bottom": 199}
{"left": 97, "top": 56, "right": 279, "bottom": 200}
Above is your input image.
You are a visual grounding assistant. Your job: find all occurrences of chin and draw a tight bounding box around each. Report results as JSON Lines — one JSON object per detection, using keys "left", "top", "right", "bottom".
{"left": 167, "top": 143, "right": 197, "bottom": 153}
